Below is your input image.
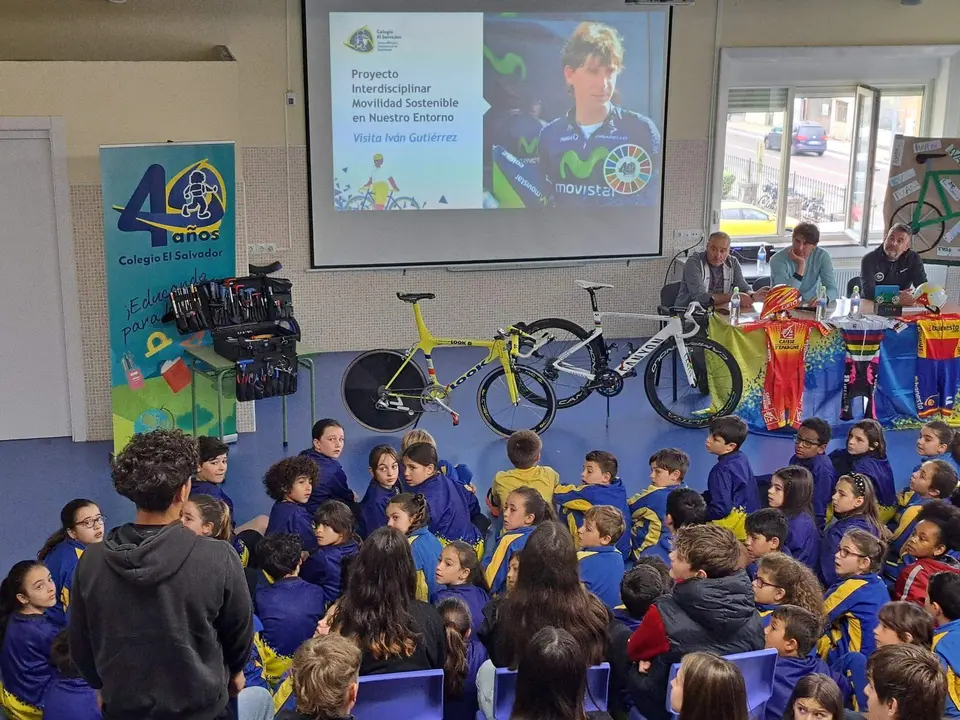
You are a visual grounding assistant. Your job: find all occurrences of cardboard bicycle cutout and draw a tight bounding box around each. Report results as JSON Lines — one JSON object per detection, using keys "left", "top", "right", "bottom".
{"left": 885, "top": 135, "right": 960, "bottom": 264}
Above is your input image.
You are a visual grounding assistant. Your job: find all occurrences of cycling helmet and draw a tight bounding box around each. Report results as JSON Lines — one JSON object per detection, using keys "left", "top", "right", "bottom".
{"left": 760, "top": 284, "right": 802, "bottom": 320}
{"left": 913, "top": 283, "right": 948, "bottom": 312}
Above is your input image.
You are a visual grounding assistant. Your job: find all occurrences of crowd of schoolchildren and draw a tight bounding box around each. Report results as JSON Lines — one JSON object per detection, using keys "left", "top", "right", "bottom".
{"left": 4, "top": 413, "right": 960, "bottom": 720}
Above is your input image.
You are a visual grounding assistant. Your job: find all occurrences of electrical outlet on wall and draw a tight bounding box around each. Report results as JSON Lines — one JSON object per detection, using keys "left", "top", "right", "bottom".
{"left": 674, "top": 229, "right": 704, "bottom": 243}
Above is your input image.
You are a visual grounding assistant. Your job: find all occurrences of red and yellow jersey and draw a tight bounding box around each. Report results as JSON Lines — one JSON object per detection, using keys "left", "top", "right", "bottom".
{"left": 917, "top": 316, "right": 960, "bottom": 360}
{"left": 744, "top": 319, "right": 829, "bottom": 355}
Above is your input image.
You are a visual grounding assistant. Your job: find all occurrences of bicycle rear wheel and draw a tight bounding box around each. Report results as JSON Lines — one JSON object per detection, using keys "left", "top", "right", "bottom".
{"left": 341, "top": 350, "right": 427, "bottom": 432}
{"left": 643, "top": 337, "right": 742, "bottom": 429}
{"left": 477, "top": 366, "right": 556, "bottom": 436}
{"left": 519, "top": 318, "right": 601, "bottom": 409}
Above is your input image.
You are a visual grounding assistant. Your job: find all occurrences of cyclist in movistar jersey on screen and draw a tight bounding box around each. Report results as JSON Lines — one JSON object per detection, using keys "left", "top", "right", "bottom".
{"left": 538, "top": 21, "right": 661, "bottom": 208}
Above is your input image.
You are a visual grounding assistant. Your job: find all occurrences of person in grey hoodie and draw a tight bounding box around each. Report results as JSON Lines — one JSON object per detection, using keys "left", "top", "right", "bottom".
{"left": 68, "top": 429, "right": 253, "bottom": 720}
{"left": 675, "top": 231, "right": 752, "bottom": 309}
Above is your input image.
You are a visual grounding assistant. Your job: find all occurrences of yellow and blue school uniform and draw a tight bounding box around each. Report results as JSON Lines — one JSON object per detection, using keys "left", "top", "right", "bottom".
{"left": 883, "top": 492, "right": 933, "bottom": 590}
{"left": 42, "top": 538, "right": 85, "bottom": 628}
{"left": 829, "top": 450, "right": 897, "bottom": 524}
{"left": 254, "top": 576, "right": 326, "bottom": 685}
{"left": 484, "top": 524, "right": 534, "bottom": 596}
{"left": 933, "top": 617, "right": 960, "bottom": 718}
{"left": 628, "top": 484, "right": 679, "bottom": 563}
{"left": 431, "top": 583, "right": 490, "bottom": 637}
{"left": 817, "top": 573, "right": 887, "bottom": 664}
{"left": 191, "top": 480, "right": 235, "bottom": 519}
{"left": 300, "top": 449, "right": 353, "bottom": 516}
{"left": 300, "top": 540, "right": 359, "bottom": 607}
{"left": 416, "top": 474, "right": 483, "bottom": 554}
{"left": 408, "top": 526, "right": 443, "bottom": 603}
{"left": 578, "top": 545, "right": 625, "bottom": 609}
{"left": 819, "top": 515, "right": 875, "bottom": 588}
{"left": 438, "top": 458, "right": 482, "bottom": 521}
{"left": 785, "top": 512, "right": 820, "bottom": 570}
{"left": 790, "top": 453, "right": 836, "bottom": 528}
{"left": 490, "top": 464, "right": 560, "bottom": 510}
{"left": 40, "top": 673, "right": 100, "bottom": 720}
{"left": 613, "top": 606, "right": 642, "bottom": 632}
{"left": 706, "top": 450, "right": 760, "bottom": 542}
{"left": 0, "top": 613, "right": 59, "bottom": 720}
{"left": 266, "top": 500, "right": 318, "bottom": 553}
{"left": 230, "top": 533, "right": 250, "bottom": 568}
{"left": 554, "top": 478, "right": 632, "bottom": 556}
{"left": 358, "top": 480, "right": 399, "bottom": 539}
{"left": 243, "top": 615, "right": 269, "bottom": 691}
{"left": 831, "top": 652, "right": 869, "bottom": 713}
{"left": 273, "top": 669, "right": 296, "bottom": 714}
{"left": 756, "top": 601, "right": 777, "bottom": 629}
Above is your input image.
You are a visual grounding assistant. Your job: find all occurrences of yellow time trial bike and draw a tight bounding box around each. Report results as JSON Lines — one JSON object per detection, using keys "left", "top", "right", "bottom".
{"left": 341, "top": 292, "right": 557, "bottom": 436}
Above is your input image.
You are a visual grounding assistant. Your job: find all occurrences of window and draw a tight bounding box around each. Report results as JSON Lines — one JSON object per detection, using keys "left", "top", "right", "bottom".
{"left": 836, "top": 101, "right": 849, "bottom": 124}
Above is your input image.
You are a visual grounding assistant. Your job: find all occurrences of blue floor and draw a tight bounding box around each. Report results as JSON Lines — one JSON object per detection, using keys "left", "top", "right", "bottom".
{"left": 0, "top": 346, "right": 929, "bottom": 575}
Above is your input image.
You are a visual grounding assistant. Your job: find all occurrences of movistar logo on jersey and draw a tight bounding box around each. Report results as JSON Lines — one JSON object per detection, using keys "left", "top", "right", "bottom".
{"left": 517, "top": 136, "right": 539, "bottom": 156}
{"left": 559, "top": 148, "right": 609, "bottom": 180}
{"left": 483, "top": 45, "right": 527, "bottom": 80}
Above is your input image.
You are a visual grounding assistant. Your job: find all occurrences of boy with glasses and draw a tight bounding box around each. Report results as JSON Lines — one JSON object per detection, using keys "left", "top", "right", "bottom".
{"left": 789, "top": 418, "right": 836, "bottom": 528}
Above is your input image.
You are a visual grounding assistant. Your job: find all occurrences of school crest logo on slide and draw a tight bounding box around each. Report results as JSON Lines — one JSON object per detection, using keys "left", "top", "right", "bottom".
{"left": 604, "top": 144, "right": 653, "bottom": 195}
{"left": 345, "top": 27, "right": 375, "bottom": 53}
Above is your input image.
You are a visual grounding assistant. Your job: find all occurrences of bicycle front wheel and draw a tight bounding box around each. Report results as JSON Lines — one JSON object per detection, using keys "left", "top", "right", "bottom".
{"left": 341, "top": 350, "right": 426, "bottom": 432}
{"left": 477, "top": 366, "right": 556, "bottom": 436}
{"left": 519, "top": 318, "right": 600, "bottom": 409}
{"left": 890, "top": 200, "right": 944, "bottom": 256}
{"left": 643, "top": 337, "right": 742, "bottom": 429}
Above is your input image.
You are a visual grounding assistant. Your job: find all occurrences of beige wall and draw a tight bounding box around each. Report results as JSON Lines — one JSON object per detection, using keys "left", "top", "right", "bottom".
{"left": 1, "top": 0, "right": 957, "bottom": 439}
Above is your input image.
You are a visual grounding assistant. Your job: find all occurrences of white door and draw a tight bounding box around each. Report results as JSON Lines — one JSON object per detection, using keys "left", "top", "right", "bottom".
{"left": 0, "top": 131, "right": 72, "bottom": 439}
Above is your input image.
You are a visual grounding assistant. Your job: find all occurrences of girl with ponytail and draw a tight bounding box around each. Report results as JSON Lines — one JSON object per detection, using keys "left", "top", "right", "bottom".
{"left": 37, "top": 499, "right": 103, "bottom": 627}
{"left": 438, "top": 597, "right": 487, "bottom": 720}
{"left": 387, "top": 493, "right": 443, "bottom": 602}
{"left": 433, "top": 541, "right": 490, "bottom": 636}
{"left": 0, "top": 561, "right": 59, "bottom": 719}
{"left": 483, "top": 485, "right": 555, "bottom": 597}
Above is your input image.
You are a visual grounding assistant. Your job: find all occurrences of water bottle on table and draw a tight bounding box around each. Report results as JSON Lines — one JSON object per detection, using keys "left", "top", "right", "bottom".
{"left": 850, "top": 285, "right": 861, "bottom": 317}
{"left": 756, "top": 244, "right": 768, "bottom": 276}
{"left": 816, "top": 285, "right": 827, "bottom": 322}
{"left": 730, "top": 286, "right": 741, "bottom": 326}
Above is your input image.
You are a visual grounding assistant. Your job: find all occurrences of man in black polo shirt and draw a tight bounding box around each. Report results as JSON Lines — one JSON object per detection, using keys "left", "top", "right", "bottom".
{"left": 861, "top": 222, "right": 927, "bottom": 305}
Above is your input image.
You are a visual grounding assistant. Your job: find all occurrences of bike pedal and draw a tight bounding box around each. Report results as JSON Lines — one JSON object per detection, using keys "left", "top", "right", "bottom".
{"left": 451, "top": 412, "right": 460, "bottom": 426}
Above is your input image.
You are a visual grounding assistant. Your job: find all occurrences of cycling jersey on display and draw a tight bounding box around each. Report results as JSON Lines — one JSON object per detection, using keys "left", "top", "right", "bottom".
{"left": 828, "top": 316, "right": 907, "bottom": 421}
{"left": 744, "top": 319, "right": 829, "bottom": 431}
{"left": 537, "top": 104, "right": 661, "bottom": 207}
{"left": 915, "top": 316, "right": 960, "bottom": 418}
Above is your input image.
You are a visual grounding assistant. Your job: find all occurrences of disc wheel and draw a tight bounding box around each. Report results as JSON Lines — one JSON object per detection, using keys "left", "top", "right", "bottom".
{"left": 341, "top": 350, "right": 426, "bottom": 432}
{"left": 477, "top": 366, "right": 556, "bottom": 436}
{"left": 643, "top": 337, "right": 742, "bottom": 429}
{"left": 518, "top": 318, "right": 600, "bottom": 409}
{"left": 891, "top": 200, "right": 944, "bottom": 256}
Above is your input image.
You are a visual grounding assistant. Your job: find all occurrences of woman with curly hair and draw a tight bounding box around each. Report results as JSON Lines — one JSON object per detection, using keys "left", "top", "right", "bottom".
{"left": 331, "top": 526, "right": 445, "bottom": 675}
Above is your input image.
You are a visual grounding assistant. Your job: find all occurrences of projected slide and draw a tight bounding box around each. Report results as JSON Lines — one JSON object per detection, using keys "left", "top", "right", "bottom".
{"left": 329, "top": 12, "right": 665, "bottom": 211}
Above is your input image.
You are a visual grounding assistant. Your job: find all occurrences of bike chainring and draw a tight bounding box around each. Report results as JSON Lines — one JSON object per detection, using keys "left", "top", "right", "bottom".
{"left": 420, "top": 385, "right": 449, "bottom": 412}
{"left": 594, "top": 369, "right": 624, "bottom": 398}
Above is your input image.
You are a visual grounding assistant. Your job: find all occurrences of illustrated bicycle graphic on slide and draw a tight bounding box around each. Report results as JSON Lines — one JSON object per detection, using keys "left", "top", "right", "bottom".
{"left": 344, "top": 152, "right": 421, "bottom": 210}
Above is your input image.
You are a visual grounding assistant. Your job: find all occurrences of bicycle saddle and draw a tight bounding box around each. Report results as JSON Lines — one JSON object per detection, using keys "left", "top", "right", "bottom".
{"left": 917, "top": 152, "right": 947, "bottom": 164}
{"left": 575, "top": 280, "right": 614, "bottom": 291}
{"left": 396, "top": 292, "right": 436, "bottom": 303}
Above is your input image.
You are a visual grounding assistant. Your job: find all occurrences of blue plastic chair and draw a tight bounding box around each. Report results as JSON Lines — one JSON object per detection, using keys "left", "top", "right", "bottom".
{"left": 478, "top": 663, "right": 610, "bottom": 719}
{"left": 354, "top": 668, "right": 444, "bottom": 720}
{"left": 665, "top": 648, "right": 778, "bottom": 719}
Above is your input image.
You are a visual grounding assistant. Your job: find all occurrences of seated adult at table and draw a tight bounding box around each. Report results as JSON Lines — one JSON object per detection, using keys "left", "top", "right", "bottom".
{"left": 676, "top": 231, "right": 752, "bottom": 309}
{"left": 861, "top": 222, "right": 926, "bottom": 305}
{"left": 765, "top": 222, "right": 839, "bottom": 305}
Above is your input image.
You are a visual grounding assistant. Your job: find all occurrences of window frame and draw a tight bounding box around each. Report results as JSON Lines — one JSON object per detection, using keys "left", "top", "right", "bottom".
{"left": 710, "top": 45, "right": 960, "bottom": 256}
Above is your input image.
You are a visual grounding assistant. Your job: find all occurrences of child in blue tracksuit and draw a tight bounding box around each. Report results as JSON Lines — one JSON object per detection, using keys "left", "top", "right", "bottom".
{"left": 484, "top": 487, "right": 552, "bottom": 596}
{"left": 820, "top": 473, "right": 885, "bottom": 588}
{"left": 628, "top": 448, "right": 689, "bottom": 563}
{"left": 41, "top": 629, "right": 101, "bottom": 720}
{"left": 885, "top": 459, "right": 959, "bottom": 589}
{"left": 577, "top": 505, "right": 626, "bottom": 609}
{"left": 613, "top": 559, "right": 673, "bottom": 632}
{"left": 401, "top": 443, "right": 483, "bottom": 553}
{"left": 253, "top": 534, "right": 327, "bottom": 686}
{"left": 555, "top": 450, "right": 631, "bottom": 557}
{"left": 192, "top": 435, "right": 235, "bottom": 519}
{"left": 789, "top": 418, "right": 836, "bottom": 528}
{"left": 358, "top": 445, "right": 401, "bottom": 538}
{"left": 265, "top": 456, "right": 320, "bottom": 553}
{"left": 387, "top": 492, "right": 444, "bottom": 602}
{"left": 0, "top": 561, "right": 59, "bottom": 720}
{"left": 433, "top": 542, "right": 491, "bottom": 638}
{"left": 928, "top": 571, "right": 960, "bottom": 718}
{"left": 767, "top": 466, "right": 820, "bottom": 570}
{"left": 818, "top": 528, "right": 889, "bottom": 664}
{"left": 300, "top": 418, "right": 354, "bottom": 516}
{"left": 745, "top": 509, "right": 791, "bottom": 581}
{"left": 914, "top": 420, "right": 960, "bottom": 476}
{"left": 753, "top": 552, "right": 825, "bottom": 629}
{"left": 829, "top": 419, "right": 896, "bottom": 525}
{"left": 438, "top": 596, "right": 488, "bottom": 720}
{"left": 37, "top": 499, "right": 104, "bottom": 628}
{"left": 244, "top": 615, "right": 269, "bottom": 691}
{"left": 704, "top": 416, "right": 760, "bottom": 542}
{"left": 300, "top": 500, "right": 360, "bottom": 606}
